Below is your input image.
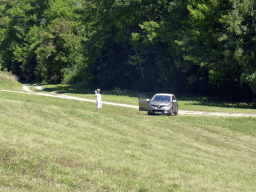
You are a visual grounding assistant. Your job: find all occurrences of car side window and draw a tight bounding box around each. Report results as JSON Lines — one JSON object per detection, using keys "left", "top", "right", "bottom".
{"left": 163, "top": 96, "right": 170, "bottom": 102}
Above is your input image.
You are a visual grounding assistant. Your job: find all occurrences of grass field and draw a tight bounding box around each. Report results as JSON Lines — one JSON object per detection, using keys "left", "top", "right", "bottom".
{"left": 1, "top": 79, "right": 256, "bottom": 191}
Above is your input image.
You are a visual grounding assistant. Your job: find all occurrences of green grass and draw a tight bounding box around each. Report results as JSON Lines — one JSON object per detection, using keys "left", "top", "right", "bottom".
{"left": 0, "top": 88, "right": 256, "bottom": 191}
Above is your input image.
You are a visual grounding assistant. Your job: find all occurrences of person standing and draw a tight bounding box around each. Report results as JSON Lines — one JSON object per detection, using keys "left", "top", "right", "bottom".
{"left": 95, "top": 89, "right": 102, "bottom": 112}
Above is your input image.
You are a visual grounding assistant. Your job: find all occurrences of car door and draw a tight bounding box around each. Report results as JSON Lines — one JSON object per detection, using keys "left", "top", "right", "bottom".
{"left": 172, "top": 96, "right": 178, "bottom": 112}
{"left": 138, "top": 94, "right": 150, "bottom": 111}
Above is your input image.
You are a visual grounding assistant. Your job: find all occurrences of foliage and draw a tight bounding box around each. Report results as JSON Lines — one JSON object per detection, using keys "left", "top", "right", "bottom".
{"left": 35, "top": 17, "right": 84, "bottom": 83}
{"left": 0, "top": 0, "right": 83, "bottom": 83}
{"left": 0, "top": 0, "right": 50, "bottom": 81}
{"left": 0, "top": 0, "right": 256, "bottom": 100}
{"left": 174, "top": 0, "right": 256, "bottom": 99}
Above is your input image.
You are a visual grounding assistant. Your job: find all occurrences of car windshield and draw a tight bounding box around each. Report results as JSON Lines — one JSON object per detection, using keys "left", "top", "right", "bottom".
{"left": 152, "top": 95, "right": 170, "bottom": 102}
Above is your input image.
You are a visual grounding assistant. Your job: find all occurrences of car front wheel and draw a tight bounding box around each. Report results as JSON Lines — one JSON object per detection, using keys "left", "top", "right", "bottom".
{"left": 174, "top": 107, "right": 178, "bottom": 115}
{"left": 168, "top": 109, "right": 173, "bottom": 116}
{"left": 175, "top": 109, "right": 178, "bottom": 115}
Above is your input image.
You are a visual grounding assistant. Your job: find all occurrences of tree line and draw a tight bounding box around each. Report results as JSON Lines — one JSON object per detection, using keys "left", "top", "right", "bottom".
{"left": 1, "top": 0, "right": 256, "bottom": 101}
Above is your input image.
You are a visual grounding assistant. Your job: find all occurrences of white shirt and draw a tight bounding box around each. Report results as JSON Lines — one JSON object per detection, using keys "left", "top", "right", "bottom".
{"left": 95, "top": 93, "right": 102, "bottom": 108}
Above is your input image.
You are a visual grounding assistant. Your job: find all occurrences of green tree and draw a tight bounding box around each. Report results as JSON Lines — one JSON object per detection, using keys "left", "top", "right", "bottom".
{"left": 78, "top": 0, "right": 172, "bottom": 90}
{"left": 174, "top": 0, "right": 255, "bottom": 98}
{"left": 0, "top": 0, "right": 50, "bottom": 80}
{"left": 35, "top": 17, "right": 84, "bottom": 83}
{"left": 0, "top": 0, "right": 83, "bottom": 82}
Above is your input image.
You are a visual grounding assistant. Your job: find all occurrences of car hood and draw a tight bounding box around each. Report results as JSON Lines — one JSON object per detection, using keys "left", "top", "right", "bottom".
{"left": 150, "top": 101, "right": 170, "bottom": 105}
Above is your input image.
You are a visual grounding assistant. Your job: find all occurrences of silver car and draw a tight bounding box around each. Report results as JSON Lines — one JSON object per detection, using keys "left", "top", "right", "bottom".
{"left": 138, "top": 93, "right": 178, "bottom": 116}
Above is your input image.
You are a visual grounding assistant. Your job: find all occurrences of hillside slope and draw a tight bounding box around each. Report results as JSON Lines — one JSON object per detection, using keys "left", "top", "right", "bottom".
{"left": 0, "top": 90, "right": 256, "bottom": 191}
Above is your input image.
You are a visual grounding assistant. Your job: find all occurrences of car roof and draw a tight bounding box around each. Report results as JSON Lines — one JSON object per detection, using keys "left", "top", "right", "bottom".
{"left": 153, "top": 93, "right": 174, "bottom": 96}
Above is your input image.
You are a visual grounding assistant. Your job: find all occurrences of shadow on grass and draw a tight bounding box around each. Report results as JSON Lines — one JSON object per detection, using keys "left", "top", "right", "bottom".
{"left": 37, "top": 84, "right": 253, "bottom": 110}
{"left": 177, "top": 93, "right": 253, "bottom": 109}
{"left": 42, "top": 84, "right": 140, "bottom": 97}
{"left": 42, "top": 84, "right": 94, "bottom": 94}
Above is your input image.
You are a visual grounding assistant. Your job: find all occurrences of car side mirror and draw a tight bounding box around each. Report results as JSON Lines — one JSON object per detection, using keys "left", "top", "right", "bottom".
{"left": 146, "top": 99, "right": 150, "bottom": 102}
{"left": 173, "top": 100, "right": 176, "bottom": 102}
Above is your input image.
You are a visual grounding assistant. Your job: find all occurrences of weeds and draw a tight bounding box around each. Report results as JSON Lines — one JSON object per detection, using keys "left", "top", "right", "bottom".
{"left": 0, "top": 68, "right": 19, "bottom": 81}
{"left": 0, "top": 69, "right": 21, "bottom": 90}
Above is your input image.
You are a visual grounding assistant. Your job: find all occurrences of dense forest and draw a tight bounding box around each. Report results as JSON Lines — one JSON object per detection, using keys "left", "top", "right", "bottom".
{"left": 1, "top": 0, "right": 256, "bottom": 101}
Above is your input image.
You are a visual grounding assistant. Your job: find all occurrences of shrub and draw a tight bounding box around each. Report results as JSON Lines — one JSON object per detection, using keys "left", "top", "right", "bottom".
{"left": 62, "top": 66, "right": 87, "bottom": 85}
{"left": 0, "top": 68, "right": 21, "bottom": 90}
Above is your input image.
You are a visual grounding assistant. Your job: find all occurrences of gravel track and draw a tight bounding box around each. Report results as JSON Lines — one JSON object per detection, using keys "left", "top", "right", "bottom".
{"left": 0, "top": 85, "right": 255, "bottom": 117}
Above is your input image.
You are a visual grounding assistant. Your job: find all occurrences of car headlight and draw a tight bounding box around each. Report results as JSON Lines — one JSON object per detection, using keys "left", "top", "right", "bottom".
{"left": 165, "top": 103, "right": 171, "bottom": 107}
{"left": 148, "top": 103, "right": 152, "bottom": 107}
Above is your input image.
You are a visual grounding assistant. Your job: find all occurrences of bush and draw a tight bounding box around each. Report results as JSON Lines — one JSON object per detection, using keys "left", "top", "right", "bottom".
{"left": 0, "top": 68, "right": 21, "bottom": 90}
{"left": 62, "top": 66, "right": 87, "bottom": 85}
{"left": 251, "top": 98, "right": 256, "bottom": 109}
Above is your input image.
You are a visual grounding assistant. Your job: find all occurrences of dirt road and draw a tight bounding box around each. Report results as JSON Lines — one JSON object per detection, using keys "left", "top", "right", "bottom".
{"left": 0, "top": 85, "right": 255, "bottom": 117}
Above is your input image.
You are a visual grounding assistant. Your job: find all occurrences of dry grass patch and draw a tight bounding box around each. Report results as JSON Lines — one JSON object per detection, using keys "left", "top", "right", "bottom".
{"left": 0, "top": 69, "right": 22, "bottom": 91}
